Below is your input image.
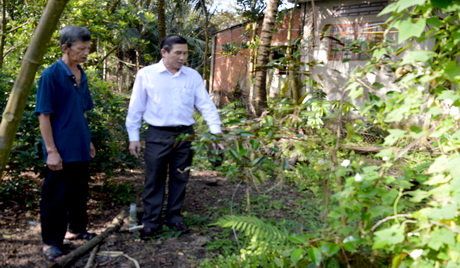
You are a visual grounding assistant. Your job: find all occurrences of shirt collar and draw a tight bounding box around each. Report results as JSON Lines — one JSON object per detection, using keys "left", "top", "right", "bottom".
{"left": 158, "top": 59, "right": 186, "bottom": 77}
{"left": 57, "top": 58, "right": 87, "bottom": 83}
{"left": 57, "top": 58, "right": 74, "bottom": 77}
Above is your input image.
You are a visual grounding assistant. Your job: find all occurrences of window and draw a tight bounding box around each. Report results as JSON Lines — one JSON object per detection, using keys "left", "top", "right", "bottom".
{"left": 328, "top": 22, "right": 385, "bottom": 61}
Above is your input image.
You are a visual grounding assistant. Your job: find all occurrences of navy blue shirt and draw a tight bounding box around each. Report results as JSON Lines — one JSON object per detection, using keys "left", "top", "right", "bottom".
{"left": 35, "top": 59, "right": 94, "bottom": 163}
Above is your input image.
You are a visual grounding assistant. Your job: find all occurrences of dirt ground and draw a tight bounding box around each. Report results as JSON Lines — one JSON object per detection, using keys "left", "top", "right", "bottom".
{"left": 0, "top": 168, "right": 260, "bottom": 268}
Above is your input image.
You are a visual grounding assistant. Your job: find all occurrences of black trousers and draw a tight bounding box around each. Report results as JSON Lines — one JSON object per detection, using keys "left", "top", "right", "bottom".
{"left": 143, "top": 125, "right": 194, "bottom": 228}
{"left": 40, "top": 161, "right": 90, "bottom": 247}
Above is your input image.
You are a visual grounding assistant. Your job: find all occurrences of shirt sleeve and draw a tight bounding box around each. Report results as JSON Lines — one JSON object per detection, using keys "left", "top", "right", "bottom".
{"left": 126, "top": 70, "right": 147, "bottom": 141}
{"left": 82, "top": 72, "right": 94, "bottom": 111}
{"left": 35, "top": 71, "right": 55, "bottom": 116}
{"left": 192, "top": 72, "right": 222, "bottom": 134}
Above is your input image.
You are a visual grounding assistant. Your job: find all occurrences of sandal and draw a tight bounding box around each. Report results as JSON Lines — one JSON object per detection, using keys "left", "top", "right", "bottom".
{"left": 66, "top": 231, "right": 97, "bottom": 241}
{"left": 43, "top": 245, "right": 62, "bottom": 261}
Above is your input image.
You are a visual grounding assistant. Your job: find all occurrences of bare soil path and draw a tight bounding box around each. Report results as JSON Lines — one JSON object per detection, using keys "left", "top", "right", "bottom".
{"left": 0, "top": 169, "right": 243, "bottom": 268}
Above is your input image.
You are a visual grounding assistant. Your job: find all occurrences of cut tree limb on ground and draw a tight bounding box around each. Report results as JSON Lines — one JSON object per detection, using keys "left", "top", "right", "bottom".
{"left": 84, "top": 244, "right": 100, "bottom": 268}
{"left": 49, "top": 208, "right": 128, "bottom": 268}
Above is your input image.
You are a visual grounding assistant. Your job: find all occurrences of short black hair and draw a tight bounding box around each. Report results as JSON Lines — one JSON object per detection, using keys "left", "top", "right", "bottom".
{"left": 59, "top": 26, "right": 91, "bottom": 47}
{"left": 160, "top": 34, "right": 188, "bottom": 52}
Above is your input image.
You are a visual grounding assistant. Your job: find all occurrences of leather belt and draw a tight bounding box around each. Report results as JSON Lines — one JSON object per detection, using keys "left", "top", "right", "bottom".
{"left": 149, "top": 125, "right": 192, "bottom": 132}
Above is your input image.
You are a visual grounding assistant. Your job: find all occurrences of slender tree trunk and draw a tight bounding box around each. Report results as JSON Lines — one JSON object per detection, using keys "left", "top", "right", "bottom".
{"left": 247, "top": 22, "right": 258, "bottom": 116}
{"left": 158, "top": 0, "right": 166, "bottom": 41}
{"left": 0, "top": 0, "right": 70, "bottom": 178}
{"left": 286, "top": 0, "right": 300, "bottom": 104}
{"left": 200, "top": 0, "right": 210, "bottom": 90}
{"left": 0, "top": 0, "right": 7, "bottom": 69}
{"left": 253, "top": 0, "right": 281, "bottom": 116}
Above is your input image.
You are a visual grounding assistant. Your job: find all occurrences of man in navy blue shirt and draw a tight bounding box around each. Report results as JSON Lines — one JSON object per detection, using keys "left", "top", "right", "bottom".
{"left": 35, "top": 25, "right": 96, "bottom": 262}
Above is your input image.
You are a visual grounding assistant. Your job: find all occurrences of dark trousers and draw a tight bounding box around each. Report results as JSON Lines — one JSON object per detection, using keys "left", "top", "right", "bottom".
{"left": 40, "top": 161, "right": 90, "bottom": 247}
{"left": 143, "top": 125, "right": 194, "bottom": 228}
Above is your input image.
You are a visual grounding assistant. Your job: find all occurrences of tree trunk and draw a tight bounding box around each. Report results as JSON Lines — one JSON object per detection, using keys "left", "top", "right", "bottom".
{"left": 200, "top": 0, "right": 210, "bottom": 90}
{"left": 247, "top": 22, "right": 258, "bottom": 116}
{"left": 286, "top": 0, "right": 301, "bottom": 104}
{"left": 0, "top": 0, "right": 70, "bottom": 178}
{"left": 253, "top": 0, "right": 280, "bottom": 116}
{"left": 158, "top": 0, "right": 166, "bottom": 42}
{"left": 0, "top": 0, "right": 7, "bottom": 69}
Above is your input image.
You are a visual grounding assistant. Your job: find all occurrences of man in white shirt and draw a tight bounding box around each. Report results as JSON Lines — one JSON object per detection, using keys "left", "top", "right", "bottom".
{"left": 126, "top": 34, "right": 222, "bottom": 239}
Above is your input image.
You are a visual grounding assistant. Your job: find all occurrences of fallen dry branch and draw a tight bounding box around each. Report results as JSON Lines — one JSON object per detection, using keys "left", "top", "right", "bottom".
{"left": 341, "top": 145, "right": 387, "bottom": 153}
{"left": 84, "top": 244, "right": 100, "bottom": 268}
{"left": 50, "top": 208, "right": 128, "bottom": 268}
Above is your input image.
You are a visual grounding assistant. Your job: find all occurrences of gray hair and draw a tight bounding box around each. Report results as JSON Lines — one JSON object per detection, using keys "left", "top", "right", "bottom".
{"left": 59, "top": 26, "right": 91, "bottom": 47}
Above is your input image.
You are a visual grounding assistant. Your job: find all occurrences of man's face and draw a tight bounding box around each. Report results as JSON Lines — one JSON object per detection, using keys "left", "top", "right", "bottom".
{"left": 63, "top": 40, "right": 91, "bottom": 64}
{"left": 161, "top": 43, "right": 188, "bottom": 73}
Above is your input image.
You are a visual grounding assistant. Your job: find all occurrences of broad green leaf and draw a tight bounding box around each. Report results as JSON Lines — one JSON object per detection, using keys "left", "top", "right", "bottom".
{"left": 454, "top": 31, "right": 460, "bottom": 45}
{"left": 445, "top": 61, "right": 460, "bottom": 81}
{"left": 249, "top": 139, "right": 260, "bottom": 150}
{"left": 401, "top": 50, "right": 436, "bottom": 65}
{"left": 251, "top": 156, "right": 264, "bottom": 167}
{"left": 376, "top": 149, "right": 394, "bottom": 159}
{"left": 308, "top": 247, "right": 322, "bottom": 266}
{"left": 343, "top": 242, "right": 357, "bottom": 252}
{"left": 428, "top": 155, "right": 448, "bottom": 174}
{"left": 424, "top": 174, "right": 451, "bottom": 185}
{"left": 408, "top": 189, "right": 431, "bottom": 202}
{"left": 382, "top": 189, "right": 399, "bottom": 204}
{"left": 379, "top": 2, "right": 399, "bottom": 15}
{"left": 431, "top": 0, "right": 455, "bottom": 9}
{"left": 397, "top": 19, "right": 426, "bottom": 43}
{"left": 372, "top": 48, "right": 387, "bottom": 60}
{"left": 325, "top": 258, "right": 340, "bottom": 268}
{"left": 447, "top": 154, "right": 460, "bottom": 179}
{"left": 428, "top": 228, "right": 456, "bottom": 250}
{"left": 289, "top": 234, "right": 310, "bottom": 245}
{"left": 384, "top": 129, "right": 407, "bottom": 146}
{"left": 321, "top": 242, "right": 341, "bottom": 256}
{"left": 274, "top": 257, "right": 284, "bottom": 267}
{"left": 229, "top": 148, "right": 240, "bottom": 160}
{"left": 343, "top": 235, "right": 360, "bottom": 244}
{"left": 396, "top": 0, "right": 426, "bottom": 12}
{"left": 238, "top": 148, "right": 249, "bottom": 157}
{"left": 373, "top": 224, "right": 405, "bottom": 249}
{"left": 428, "top": 204, "right": 457, "bottom": 220}
{"left": 426, "top": 17, "right": 443, "bottom": 28}
{"left": 291, "top": 248, "right": 304, "bottom": 264}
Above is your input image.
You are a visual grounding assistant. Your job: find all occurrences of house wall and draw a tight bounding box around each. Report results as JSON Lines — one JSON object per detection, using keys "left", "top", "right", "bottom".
{"left": 301, "top": 0, "right": 432, "bottom": 107}
{"left": 210, "top": 8, "right": 303, "bottom": 106}
{"left": 301, "top": 0, "right": 391, "bottom": 106}
{"left": 210, "top": 0, "right": 433, "bottom": 109}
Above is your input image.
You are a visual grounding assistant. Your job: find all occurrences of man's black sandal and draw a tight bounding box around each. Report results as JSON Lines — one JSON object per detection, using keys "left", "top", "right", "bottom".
{"left": 66, "top": 232, "right": 96, "bottom": 240}
{"left": 43, "top": 246, "right": 62, "bottom": 261}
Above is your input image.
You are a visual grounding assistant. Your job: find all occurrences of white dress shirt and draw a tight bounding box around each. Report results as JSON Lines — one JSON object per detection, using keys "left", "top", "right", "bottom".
{"left": 126, "top": 59, "right": 222, "bottom": 142}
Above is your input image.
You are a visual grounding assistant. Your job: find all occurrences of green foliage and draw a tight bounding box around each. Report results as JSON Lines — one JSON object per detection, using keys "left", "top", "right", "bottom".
{"left": 199, "top": 0, "right": 460, "bottom": 267}
{"left": 335, "top": 0, "right": 460, "bottom": 266}
{"left": 86, "top": 70, "right": 141, "bottom": 176}
{"left": 100, "top": 180, "right": 134, "bottom": 205}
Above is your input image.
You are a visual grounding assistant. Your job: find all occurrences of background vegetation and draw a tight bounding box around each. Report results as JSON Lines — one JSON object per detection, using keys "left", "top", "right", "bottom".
{"left": 1, "top": 0, "right": 459, "bottom": 267}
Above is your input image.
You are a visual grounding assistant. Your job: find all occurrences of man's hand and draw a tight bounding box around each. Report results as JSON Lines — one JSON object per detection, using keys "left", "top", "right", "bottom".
{"left": 90, "top": 142, "right": 96, "bottom": 158}
{"left": 129, "top": 141, "right": 142, "bottom": 158}
{"left": 47, "top": 151, "right": 63, "bottom": 171}
{"left": 212, "top": 142, "right": 225, "bottom": 151}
